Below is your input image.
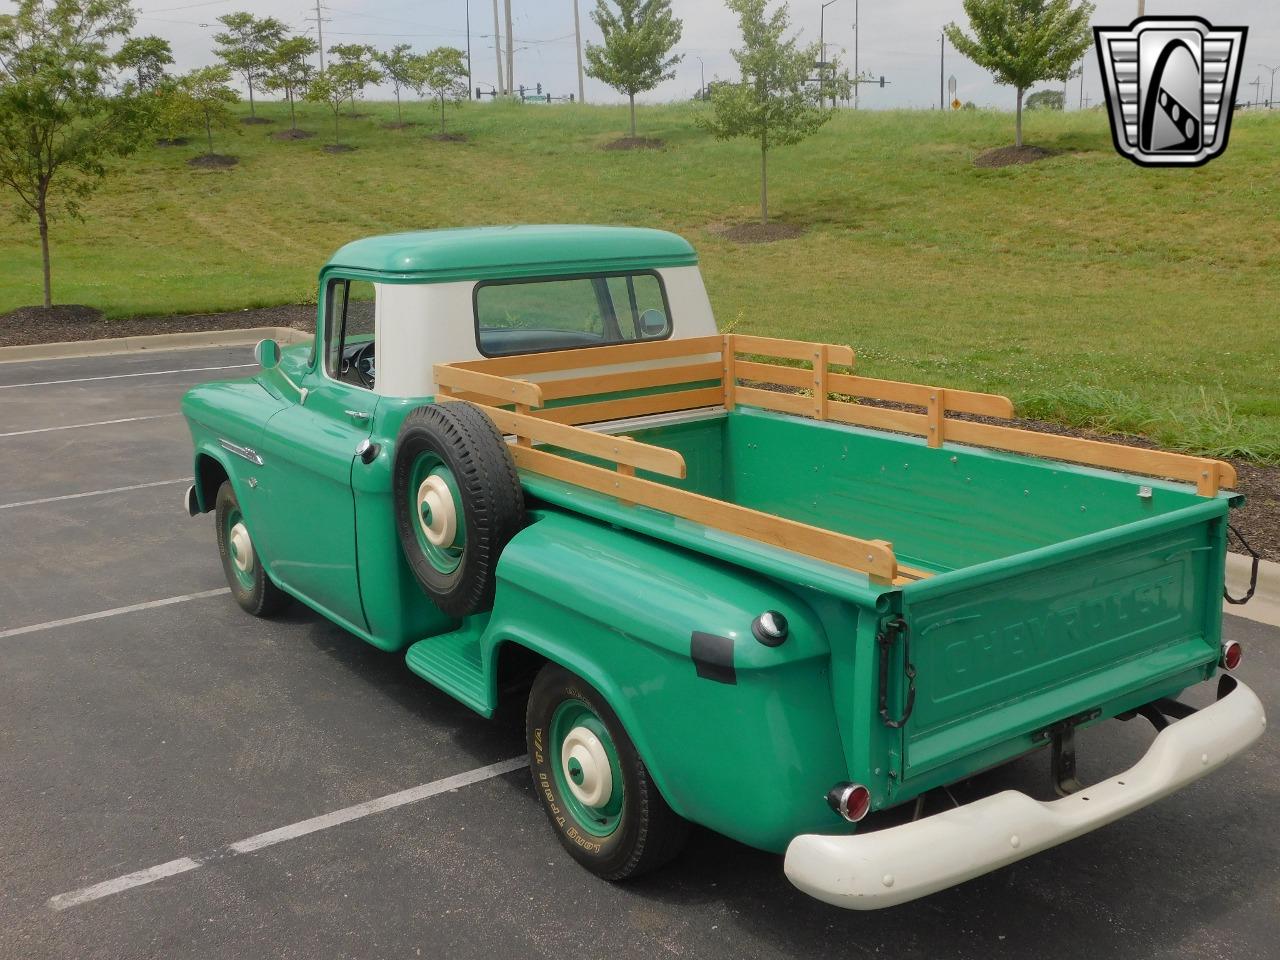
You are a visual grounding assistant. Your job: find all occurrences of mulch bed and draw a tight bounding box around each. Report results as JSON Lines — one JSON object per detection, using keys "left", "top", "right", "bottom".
{"left": 2, "top": 300, "right": 1274, "bottom": 563}
{"left": 188, "top": 153, "right": 238, "bottom": 168}
{"left": 974, "top": 145, "right": 1056, "bottom": 168}
{"left": 272, "top": 128, "right": 316, "bottom": 141}
{"left": 602, "top": 137, "right": 664, "bottom": 151}
{"left": 323, "top": 144, "right": 357, "bottom": 154}
{"left": 714, "top": 221, "right": 807, "bottom": 243}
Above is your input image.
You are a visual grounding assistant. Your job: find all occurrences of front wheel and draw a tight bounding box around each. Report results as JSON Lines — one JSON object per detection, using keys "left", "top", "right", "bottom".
{"left": 526, "top": 663, "right": 689, "bottom": 880}
{"left": 215, "top": 481, "right": 289, "bottom": 618}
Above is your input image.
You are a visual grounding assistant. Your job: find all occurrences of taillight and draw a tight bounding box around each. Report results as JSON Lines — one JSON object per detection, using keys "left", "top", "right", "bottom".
{"left": 826, "top": 782, "right": 872, "bottom": 823}
{"left": 1221, "top": 640, "right": 1243, "bottom": 671}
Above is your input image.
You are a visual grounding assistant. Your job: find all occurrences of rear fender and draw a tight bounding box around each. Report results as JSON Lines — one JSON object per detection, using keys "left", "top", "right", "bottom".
{"left": 483, "top": 510, "right": 856, "bottom": 852}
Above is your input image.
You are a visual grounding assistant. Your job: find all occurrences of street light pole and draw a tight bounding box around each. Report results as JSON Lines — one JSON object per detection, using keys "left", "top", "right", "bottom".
{"left": 465, "top": 0, "right": 472, "bottom": 97}
{"left": 820, "top": 0, "right": 839, "bottom": 108}
{"left": 940, "top": 30, "right": 945, "bottom": 110}
{"left": 491, "top": 0, "right": 504, "bottom": 94}
{"left": 696, "top": 55, "right": 705, "bottom": 100}
{"left": 852, "top": 0, "right": 858, "bottom": 110}
{"left": 1262, "top": 64, "right": 1280, "bottom": 108}
{"left": 573, "top": 0, "right": 585, "bottom": 103}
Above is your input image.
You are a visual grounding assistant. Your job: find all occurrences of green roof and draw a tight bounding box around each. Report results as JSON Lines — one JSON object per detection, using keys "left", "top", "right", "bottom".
{"left": 324, "top": 225, "right": 698, "bottom": 282}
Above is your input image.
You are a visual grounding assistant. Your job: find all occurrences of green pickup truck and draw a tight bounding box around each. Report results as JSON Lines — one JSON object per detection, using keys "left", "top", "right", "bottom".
{"left": 182, "top": 225, "right": 1265, "bottom": 909}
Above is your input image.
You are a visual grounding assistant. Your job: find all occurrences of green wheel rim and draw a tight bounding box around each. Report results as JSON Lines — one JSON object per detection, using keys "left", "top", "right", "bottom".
{"left": 223, "top": 506, "right": 255, "bottom": 590}
{"left": 549, "top": 699, "right": 625, "bottom": 838}
{"left": 408, "top": 451, "right": 466, "bottom": 575}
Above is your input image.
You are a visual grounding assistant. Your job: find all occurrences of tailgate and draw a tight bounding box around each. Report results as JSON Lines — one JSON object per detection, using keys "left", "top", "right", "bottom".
{"left": 892, "top": 507, "right": 1227, "bottom": 789}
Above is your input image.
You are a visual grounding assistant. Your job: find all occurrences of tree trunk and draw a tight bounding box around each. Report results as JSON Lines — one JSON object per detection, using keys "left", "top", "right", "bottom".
{"left": 248, "top": 78, "right": 256, "bottom": 118}
{"left": 440, "top": 94, "right": 446, "bottom": 133}
{"left": 396, "top": 90, "right": 402, "bottom": 124}
{"left": 1015, "top": 87, "right": 1024, "bottom": 148}
{"left": 206, "top": 115, "right": 213, "bottom": 154}
{"left": 629, "top": 93, "right": 636, "bottom": 138}
{"left": 334, "top": 109, "right": 341, "bottom": 146}
{"left": 760, "top": 143, "right": 768, "bottom": 225}
{"left": 289, "top": 90, "right": 297, "bottom": 130}
{"left": 37, "top": 201, "right": 52, "bottom": 309}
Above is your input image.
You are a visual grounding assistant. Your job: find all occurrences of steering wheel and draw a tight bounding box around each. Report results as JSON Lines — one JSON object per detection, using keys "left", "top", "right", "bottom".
{"left": 349, "top": 340, "right": 376, "bottom": 388}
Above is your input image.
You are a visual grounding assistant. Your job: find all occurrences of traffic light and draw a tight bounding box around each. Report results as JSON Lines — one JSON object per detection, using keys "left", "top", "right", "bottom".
{"left": 536, "top": 82, "right": 543, "bottom": 95}
{"left": 879, "top": 75, "right": 886, "bottom": 88}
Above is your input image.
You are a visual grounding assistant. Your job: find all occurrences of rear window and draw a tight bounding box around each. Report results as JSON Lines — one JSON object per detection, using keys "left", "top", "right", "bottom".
{"left": 474, "top": 272, "right": 671, "bottom": 357}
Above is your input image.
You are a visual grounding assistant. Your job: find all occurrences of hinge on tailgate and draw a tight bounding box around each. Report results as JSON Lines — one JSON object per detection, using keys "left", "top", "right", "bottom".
{"left": 877, "top": 616, "right": 917, "bottom": 729}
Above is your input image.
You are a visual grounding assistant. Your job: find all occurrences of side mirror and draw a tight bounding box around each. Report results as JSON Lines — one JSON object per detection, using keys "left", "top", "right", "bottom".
{"left": 254, "top": 338, "right": 281, "bottom": 370}
{"left": 638, "top": 308, "right": 668, "bottom": 338}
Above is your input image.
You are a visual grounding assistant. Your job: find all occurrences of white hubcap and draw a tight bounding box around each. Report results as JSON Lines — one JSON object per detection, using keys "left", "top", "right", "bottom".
{"left": 229, "top": 522, "right": 254, "bottom": 573}
{"left": 561, "top": 726, "right": 613, "bottom": 809}
{"left": 416, "top": 475, "right": 458, "bottom": 548}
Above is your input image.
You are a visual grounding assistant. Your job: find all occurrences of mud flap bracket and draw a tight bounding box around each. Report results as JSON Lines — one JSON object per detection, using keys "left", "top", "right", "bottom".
{"left": 1033, "top": 707, "right": 1101, "bottom": 797}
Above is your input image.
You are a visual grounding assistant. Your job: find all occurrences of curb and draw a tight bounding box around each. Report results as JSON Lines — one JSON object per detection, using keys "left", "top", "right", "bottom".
{"left": 1224, "top": 551, "right": 1280, "bottom": 628}
{"left": 0, "top": 326, "right": 310, "bottom": 364}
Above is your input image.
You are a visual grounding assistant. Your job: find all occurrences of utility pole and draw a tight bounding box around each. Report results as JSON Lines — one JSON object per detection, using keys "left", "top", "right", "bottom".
{"left": 1249, "top": 75, "right": 1263, "bottom": 107}
{"left": 1078, "top": 55, "right": 1085, "bottom": 108}
{"left": 1137, "top": 0, "right": 1144, "bottom": 16}
{"left": 573, "top": 0, "right": 585, "bottom": 103}
{"left": 1262, "top": 64, "right": 1280, "bottom": 108}
{"left": 696, "top": 55, "right": 705, "bottom": 100}
{"left": 491, "top": 0, "right": 504, "bottom": 94}
{"left": 308, "top": 0, "right": 326, "bottom": 71}
{"left": 852, "top": 0, "right": 858, "bottom": 110}
{"left": 504, "top": 0, "right": 514, "bottom": 95}
{"left": 466, "top": 0, "right": 473, "bottom": 97}
{"left": 939, "top": 30, "right": 945, "bottom": 110}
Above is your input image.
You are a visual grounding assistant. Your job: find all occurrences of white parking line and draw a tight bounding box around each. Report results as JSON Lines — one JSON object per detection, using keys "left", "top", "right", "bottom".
{"left": 0, "top": 363, "right": 254, "bottom": 390}
{"left": 0, "top": 588, "right": 230, "bottom": 640}
{"left": 0, "top": 479, "right": 188, "bottom": 511}
{"left": 0, "top": 414, "right": 179, "bottom": 438}
{"left": 48, "top": 756, "right": 528, "bottom": 911}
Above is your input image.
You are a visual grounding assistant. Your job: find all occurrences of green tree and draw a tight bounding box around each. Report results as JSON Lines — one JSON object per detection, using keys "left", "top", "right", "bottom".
{"left": 699, "top": 0, "right": 844, "bottom": 225}
{"left": 263, "top": 35, "right": 317, "bottom": 131}
{"left": 412, "top": 47, "right": 469, "bottom": 134}
{"left": 584, "top": 0, "right": 682, "bottom": 138}
{"left": 328, "top": 43, "right": 383, "bottom": 116}
{"left": 945, "top": 0, "right": 1094, "bottom": 148}
{"left": 1025, "top": 88, "right": 1065, "bottom": 110}
{"left": 116, "top": 34, "right": 173, "bottom": 91}
{"left": 0, "top": 0, "right": 151, "bottom": 308}
{"left": 213, "top": 12, "right": 288, "bottom": 119}
{"left": 374, "top": 43, "right": 416, "bottom": 124}
{"left": 168, "top": 66, "right": 239, "bottom": 155}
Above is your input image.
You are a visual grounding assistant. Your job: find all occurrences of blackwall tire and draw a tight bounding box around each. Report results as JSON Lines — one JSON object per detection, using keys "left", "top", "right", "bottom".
{"left": 393, "top": 401, "right": 525, "bottom": 618}
{"left": 527, "top": 662, "right": 689, "bottom": 880}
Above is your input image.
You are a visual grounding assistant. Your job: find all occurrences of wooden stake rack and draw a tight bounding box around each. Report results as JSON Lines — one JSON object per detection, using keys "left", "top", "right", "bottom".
{"left": 434, "top": 334, "right": 1236, "bottom": 587}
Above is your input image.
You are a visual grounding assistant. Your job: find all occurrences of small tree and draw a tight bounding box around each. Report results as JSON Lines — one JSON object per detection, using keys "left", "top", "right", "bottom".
{"left": 699, "top": 0, "right": 844, "bottom": 225}
{"left": 945, "top": 0, "right": 1094, "bottom": 148}
{"left": 172, "top": 66, "right": 240, "bottom": 155}
{"left": 584, "top": 0, "right": 682, "bottom": 138}
{"left": 213, "top": 12, "right": 288, "bottom": 119}
{"left": 327, "top": 44, "right": 383, "bottom": 116}
{"left": 375, "top": 43, "right": 416, "bottom": 124}
{"left": 305, "top": 63, "right": 373, "bottom": 146}
{"left": 116, "top": 34, "right": 173, "bottom": 92}
{"left": 1025, "top": 88, "right": 1065, "bottom": 110}
{"left": 0, "top": 0, "right": 151, "bottom": 308}
{"left": 413, "top": 47, "right": 469, "bottom": 135}
{"left": 263, "top": 35, "right": 317, "bottom": 131}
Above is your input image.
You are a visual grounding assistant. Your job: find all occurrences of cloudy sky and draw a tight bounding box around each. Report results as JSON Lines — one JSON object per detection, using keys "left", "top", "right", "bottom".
{"left": 33, "top": 0, "right": 1280, "bottom": 110}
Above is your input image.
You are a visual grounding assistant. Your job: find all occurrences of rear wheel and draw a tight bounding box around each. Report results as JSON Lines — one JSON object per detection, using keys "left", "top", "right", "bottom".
{"left": 215, "top": 481, "right": 289, "bottom": 617}
{"left": 526, "top": 663, "right": 689, "bottom": 880}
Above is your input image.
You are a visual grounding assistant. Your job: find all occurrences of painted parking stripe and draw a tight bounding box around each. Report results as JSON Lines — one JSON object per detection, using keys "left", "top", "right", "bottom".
{"left": 48, "top": 756, "right": 528, "bottom": 911}
{"left": 0, "top": 479, "right": 188, "bottom": 511}
{"left": 0, "top": 363, "right": 254, "bottom": 390}
{"left": 0, "top": 413, "right": 179, "bottom": 438}
{"left": 0, "top": 588, "right": 230, "bottom": 640}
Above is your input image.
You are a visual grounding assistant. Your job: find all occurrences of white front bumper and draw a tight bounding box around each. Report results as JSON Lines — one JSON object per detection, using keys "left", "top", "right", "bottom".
{"left": 784, "top": 678, "right": 1266, "bottom": 910}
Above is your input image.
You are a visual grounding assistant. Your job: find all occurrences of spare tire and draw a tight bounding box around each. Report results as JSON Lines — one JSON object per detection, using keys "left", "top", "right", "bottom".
{"left": 393, "top": 401, "right": 526, "bottom": 618}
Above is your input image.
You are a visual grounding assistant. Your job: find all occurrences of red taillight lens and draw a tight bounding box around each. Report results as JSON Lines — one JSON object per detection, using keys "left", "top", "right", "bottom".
{"left": 1221, "top": 640, "right": 1242, "bottom": 671}
{"left": 827, "top": 782, "right": 872, "bottom": 823}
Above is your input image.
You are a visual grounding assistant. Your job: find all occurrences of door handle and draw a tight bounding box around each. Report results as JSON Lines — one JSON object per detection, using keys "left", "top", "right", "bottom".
{"left": 344, "top": 409, "right": 371, "bottom": 421}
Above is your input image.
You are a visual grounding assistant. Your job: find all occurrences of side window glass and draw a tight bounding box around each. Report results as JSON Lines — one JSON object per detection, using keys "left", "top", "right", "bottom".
{"left": 325, "top": 279, "right": 377, "bottom": 389}
{"left": 605, "top": 274, "right": 668, "bottom": 340}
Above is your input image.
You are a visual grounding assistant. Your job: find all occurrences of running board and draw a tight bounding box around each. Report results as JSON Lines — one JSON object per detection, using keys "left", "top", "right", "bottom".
{"left": 405, "top": 620, "right": 493, "bottom": 717}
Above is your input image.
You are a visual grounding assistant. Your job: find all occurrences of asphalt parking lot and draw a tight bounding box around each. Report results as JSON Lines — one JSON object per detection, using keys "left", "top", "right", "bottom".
{"left": 1, "top": 343, "right": 1277, "bottom": 960}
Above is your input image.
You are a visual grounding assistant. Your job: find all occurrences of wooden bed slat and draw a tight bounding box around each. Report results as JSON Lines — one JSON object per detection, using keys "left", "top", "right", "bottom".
{"left": 511, "top": 444, "right": 898, "bottom": 583}
{"left": 730, "top": 334, "right": 855, "bottom": 367}
{"left": 536, "top": 360, "right": 723, "bottom": 402}
{"left": 533, "top": 386, "right": 726, "bottom": 426}
{"left": 451, "top": 335, "right": 724, "bottom": 377}
{"left": 434, "top": 364, "right": 543, "bottom": 407}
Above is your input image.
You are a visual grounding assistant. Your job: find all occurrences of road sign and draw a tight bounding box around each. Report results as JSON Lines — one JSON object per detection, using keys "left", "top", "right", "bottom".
{"left": 951, "top": 98, "right": 962, "bottom": 110}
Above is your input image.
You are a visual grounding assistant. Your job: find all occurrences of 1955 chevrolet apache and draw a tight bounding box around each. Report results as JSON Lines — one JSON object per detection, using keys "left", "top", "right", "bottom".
{"left": 182, "top": 225, "right": 1266, "bottom": 909}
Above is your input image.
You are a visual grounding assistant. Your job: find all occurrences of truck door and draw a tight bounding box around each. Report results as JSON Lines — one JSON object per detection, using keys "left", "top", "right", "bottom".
{"left": 255, "top": 278, "right": 378, "bottom": 631}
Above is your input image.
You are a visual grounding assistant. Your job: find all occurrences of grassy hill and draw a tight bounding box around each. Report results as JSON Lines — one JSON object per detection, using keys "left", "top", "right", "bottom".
{"left": 2, "top": 100, "right": 1277, "bottom": 461}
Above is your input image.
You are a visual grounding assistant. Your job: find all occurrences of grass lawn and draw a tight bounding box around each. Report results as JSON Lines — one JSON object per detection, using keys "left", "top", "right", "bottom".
{"left": 1, "top": 100, "right": 1277, "bottom": 461}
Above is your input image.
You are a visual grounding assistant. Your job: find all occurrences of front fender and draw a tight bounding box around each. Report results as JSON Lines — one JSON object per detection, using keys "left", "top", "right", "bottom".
{"left": 484, "top": 509, "right": 858, "bottom": 853}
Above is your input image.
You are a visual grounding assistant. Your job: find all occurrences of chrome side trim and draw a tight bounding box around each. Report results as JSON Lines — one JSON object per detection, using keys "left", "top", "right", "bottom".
{"left": 219, "top": 438, "right": 264, "bottom": 466}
